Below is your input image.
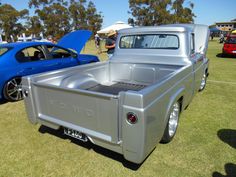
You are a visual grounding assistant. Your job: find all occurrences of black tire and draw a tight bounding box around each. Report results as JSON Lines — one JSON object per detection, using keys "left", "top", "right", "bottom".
{"left": 3, "top": 77, "right": 23, "bottom": 101}
{"left": 221, "top": 53, "right": 226, "bottom": 58}
{"left": 161, "top": 101, "right": 180, "bottom": 143}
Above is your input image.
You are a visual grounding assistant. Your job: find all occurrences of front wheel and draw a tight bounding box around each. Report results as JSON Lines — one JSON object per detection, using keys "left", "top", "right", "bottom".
{"left": 199, "top": 72, "right": 207, "bottom": 91}
{"left": 3, "top": 77, "right": 23, "bottom": 101}
{"left": 161, "top": 101, "right": 180, "bottom": 143}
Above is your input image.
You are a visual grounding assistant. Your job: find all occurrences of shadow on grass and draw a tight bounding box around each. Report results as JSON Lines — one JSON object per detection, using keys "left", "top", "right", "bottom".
{"left": 217, "top": 129, "right": 236, "bottom": 149}
{"left": 212, "top": 129, "right": 236, "bottom": 177}
{"left": 212, "top": 163, "right": 236, "bottom": 177}
{"left": 216, "top": 53, "right": 236, "bottom": 59}
{"left": 38, "top": 125, "right": 142, "bottom": 170}
{"left": 0, "top": 100, "right": 7, "bottom": 105}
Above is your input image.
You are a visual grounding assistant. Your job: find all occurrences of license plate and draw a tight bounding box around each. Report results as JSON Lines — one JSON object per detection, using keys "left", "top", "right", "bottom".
{"left": 64, "top": 128, "right": 88, "bottom": 142}
{"left": 232, "top": 51, "right": 236, "bottom": 53}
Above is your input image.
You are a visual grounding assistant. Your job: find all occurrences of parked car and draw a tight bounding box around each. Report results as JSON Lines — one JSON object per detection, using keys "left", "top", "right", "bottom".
{"left": 222, "top": 35, "right": 236, "bottom": 57}
{"left": 0, "top": 30, "right": 99, "bottom": 102}
{"left": 23, "top": 24, "right": 209, "bottom": 164}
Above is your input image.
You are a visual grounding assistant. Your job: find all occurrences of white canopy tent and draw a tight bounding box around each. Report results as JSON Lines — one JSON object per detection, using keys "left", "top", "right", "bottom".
{"left": 97, "top": 21, "right": 132, "bottom": 34}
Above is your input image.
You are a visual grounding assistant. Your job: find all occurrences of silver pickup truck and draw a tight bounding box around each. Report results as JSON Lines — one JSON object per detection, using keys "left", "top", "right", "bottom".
{"left": 23, "top": 24, "right": 209, "bottom": 164}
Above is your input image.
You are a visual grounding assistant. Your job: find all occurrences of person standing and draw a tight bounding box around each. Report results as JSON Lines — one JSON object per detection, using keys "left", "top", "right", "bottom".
{"left": 210, "top": 32, "right": 214, "bottom": 40}
{"left": 95, "top": 33, "right": 101, "bottom": 53}
{"left": 219, "top": 33, "right": 224, "bottom": 43}
{"left": 105, "top": 30, "right": 117, "bottom": 58}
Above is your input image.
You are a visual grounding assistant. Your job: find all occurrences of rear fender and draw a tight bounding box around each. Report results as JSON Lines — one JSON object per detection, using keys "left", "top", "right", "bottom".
{"left": 163, "top": 87, "right": 185, "bottom": 131}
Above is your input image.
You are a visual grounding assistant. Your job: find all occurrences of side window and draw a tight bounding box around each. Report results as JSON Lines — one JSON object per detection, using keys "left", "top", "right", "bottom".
{"left": 0, "top": 47, "right": 11, "bottom": 56}
{"left": 16, "top": 46, "right": 45, "bottom": 62}
{"left": 45, "top": 45, "right": 72, "bottom": 59}
{"left": 190, "top": 33, "right": 195, "bottom": 54}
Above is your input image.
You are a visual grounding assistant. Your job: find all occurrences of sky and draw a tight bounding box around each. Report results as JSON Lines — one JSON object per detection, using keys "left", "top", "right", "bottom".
{"left": 1, "top": 0, "right": 236, "bottom": 28}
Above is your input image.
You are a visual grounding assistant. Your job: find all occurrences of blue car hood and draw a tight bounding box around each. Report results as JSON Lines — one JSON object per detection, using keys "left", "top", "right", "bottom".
{"left": 57, "top": 30, "right": 92, "bottom": 54}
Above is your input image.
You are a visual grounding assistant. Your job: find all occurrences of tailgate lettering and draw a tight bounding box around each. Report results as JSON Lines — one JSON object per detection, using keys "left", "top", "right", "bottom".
{"left": 48, "top": 98, "right": 94, "bottom": 118}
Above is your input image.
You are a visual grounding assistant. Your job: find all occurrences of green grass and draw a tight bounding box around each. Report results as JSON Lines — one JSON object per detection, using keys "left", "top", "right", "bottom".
{"left": 0, "top": 39, "right": 236, "bottom": 177}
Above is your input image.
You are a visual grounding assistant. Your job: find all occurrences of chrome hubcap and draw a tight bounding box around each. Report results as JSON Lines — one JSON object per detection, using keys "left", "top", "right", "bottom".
{"left": 168, "top": 102, "right": 180, "bottom": 137}
{"left": 6, "top": 78, "right": 23, "bottom": 101}
{"left": 200, "top": 73, "right": 206, "bottom": 90}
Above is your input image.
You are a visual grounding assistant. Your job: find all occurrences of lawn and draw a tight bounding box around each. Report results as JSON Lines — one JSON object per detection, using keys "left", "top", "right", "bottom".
{"left": 0, "top": 39, "right": 236, "bottom": 177}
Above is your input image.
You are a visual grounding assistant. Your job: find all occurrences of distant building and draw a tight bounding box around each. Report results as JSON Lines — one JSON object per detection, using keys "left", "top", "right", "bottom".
{"left": 215, "top": 21, "right": 236, "bottom": 32}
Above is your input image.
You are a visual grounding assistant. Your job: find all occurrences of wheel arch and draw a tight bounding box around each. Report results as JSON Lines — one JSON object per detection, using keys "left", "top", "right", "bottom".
{"left": 162, "top": 87, "right": 185, "bottom": 137}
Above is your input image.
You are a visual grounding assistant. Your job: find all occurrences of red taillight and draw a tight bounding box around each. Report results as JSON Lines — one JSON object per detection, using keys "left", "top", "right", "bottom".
{"left": 127, "top": 112, "right": 138, "bottom": 124}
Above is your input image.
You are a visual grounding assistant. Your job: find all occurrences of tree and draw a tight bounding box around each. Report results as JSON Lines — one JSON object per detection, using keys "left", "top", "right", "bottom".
{"left": 171, "top": 0, "right": 195, "bottom": 23}
{"left": 69, "top": 0, "right": 87, "bottom": 30}
{"left": 28, "top": 0, "right": 103, "bottom": 39}
{"left": 86, "top": 1, "right": 103, "bottom": 35}
{"left": 26, "top": 16, "right": 43, "bottom": 36}
{"left": 69, "top": 0, "right": 103, "bottom": 35}
{"left": 0, "top": 4, "right": 28, "bottom": 40}
{"left": 38, "top": 3, "right": 71, "bottom": 39}
{"left": 29, "top": 0, "right": 71, "bottom": 39}
{"left": 128, "top": 0, "right": 195, "bottom": 26}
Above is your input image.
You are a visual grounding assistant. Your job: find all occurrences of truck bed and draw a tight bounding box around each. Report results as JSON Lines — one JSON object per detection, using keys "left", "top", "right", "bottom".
{"left": 33, "top": 62, "right": 183, "bottom": 96}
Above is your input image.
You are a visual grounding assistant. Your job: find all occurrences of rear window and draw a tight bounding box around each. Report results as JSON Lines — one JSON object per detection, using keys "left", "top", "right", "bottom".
{"left": 226, "top": 37, "right": 236, "bottom": 44}
{"left": 120, "top": 34, "right": 179, "bottom": 49}
{"left": 0, "top": 47, "right": 11, "bottom": 56}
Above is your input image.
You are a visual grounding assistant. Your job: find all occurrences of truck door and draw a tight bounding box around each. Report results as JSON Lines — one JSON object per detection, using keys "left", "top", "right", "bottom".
{"left": 190, "top": 33, "right": 205, "bottom": 94}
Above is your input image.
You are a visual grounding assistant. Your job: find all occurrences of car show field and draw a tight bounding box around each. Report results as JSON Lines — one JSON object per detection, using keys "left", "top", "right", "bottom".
{"left": 0, "top": 39, "right": 235, "bottom": 177}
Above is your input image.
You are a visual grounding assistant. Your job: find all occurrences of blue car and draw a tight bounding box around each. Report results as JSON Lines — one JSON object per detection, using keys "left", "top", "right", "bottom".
{"left": 0, "top": 30, "right": 99, "bottom": 101}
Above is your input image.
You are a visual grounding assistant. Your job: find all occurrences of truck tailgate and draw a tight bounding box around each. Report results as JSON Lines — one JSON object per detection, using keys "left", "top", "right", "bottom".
{"left": 31, "top": 83, "right": 119, "bottom": 143}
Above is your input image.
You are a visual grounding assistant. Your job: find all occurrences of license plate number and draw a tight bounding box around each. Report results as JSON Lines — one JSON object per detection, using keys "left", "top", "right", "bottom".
{"left": 64, "top": 128, "right": 88, "bottom": 142}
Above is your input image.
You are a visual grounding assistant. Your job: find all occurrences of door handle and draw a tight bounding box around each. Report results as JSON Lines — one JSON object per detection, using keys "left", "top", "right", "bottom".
{"left": 197, "top": 58, "right": 203, "bottom": 62}
{"left": 194, "top": 58, "right": 203, "bottom": 64}
{"left": 25, "top": 68, "right": 33, "bottom": 70}
{"left": 48, "top": 63, "right": 62, "bottom": 67}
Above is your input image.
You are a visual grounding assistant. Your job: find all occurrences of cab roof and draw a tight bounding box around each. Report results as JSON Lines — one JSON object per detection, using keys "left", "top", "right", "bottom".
{"left": 119, "top": 24, "right": 208, "bottom": 34}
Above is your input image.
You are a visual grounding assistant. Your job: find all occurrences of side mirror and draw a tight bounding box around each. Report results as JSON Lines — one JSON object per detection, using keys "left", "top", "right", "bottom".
{"left": 71, "top": 52, "right": 78, "bottom": 58}
{"left": 67, "top": 48, "right": 78, "bottom": 58}
{"left": 199, "top": 46, "right": 205, "bottom": 54}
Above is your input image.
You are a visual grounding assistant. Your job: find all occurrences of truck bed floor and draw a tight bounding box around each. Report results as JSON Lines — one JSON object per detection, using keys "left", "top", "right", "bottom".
{"left": 86, "top": 82, "right": 147, "bottom": 95}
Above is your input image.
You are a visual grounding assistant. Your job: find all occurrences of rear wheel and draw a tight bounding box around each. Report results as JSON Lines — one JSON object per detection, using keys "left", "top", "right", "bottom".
{"left": 3, "top": 77, "right": 23, "bottom": 101}
{"left": 161, "top": 101, "right": 180, "bottom": 143}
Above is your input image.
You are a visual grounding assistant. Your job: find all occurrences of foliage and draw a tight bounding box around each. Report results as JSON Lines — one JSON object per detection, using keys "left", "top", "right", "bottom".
{"left": 0, "top": 0, "right": 103, "bottom": 40}
{"left": 32, "top": 1, "right": 71, "bottom": 39}
{"left": 25, "top": 16, "right": 43, "bottom": 36}
{"left": 28, "top": 0, "right": 103, "bottom": 39}
{"left": 86, "top": 1, "right": 103, "bottom": 35}
{"left": 128, "top": 0, "right": 195, "bottom": 26}
{"left": 171, "top": 0, "right": 195, "bottom": 23}
{"left": 69, "top": 0, "right": 103, "bottom": 35}
{"left": 0, "top": 4, "right": 28, "bottom": 41}
{"left": 69, "top": 0, "right": 87, "bottom": 30}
